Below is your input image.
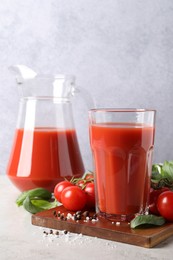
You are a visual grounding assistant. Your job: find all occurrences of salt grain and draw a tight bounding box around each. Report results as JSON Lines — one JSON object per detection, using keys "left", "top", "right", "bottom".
{"left": 67, "top": 213, "right": 73, "bottom": 219}
{"left": 91, "top": 218, "right": 97, "bottom": 223}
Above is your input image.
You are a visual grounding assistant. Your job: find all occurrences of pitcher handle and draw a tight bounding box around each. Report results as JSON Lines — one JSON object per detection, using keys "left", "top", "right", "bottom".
{"left": 72, "top": 86, "right": 96, "bottom": 110}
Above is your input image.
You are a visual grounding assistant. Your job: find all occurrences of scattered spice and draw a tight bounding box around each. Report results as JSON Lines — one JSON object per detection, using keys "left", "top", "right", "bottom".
{"left": 60, "top": 214, "right": 64, "bottom": 220}
{"left": 52, "top": 209, "right": 98, "bottom": 223}
{"left": 92, "top": 214, "right": 97, "bottom": 219}
{"left": 83, "top": 211, "right": 89, "bottom": 217}
{"left": 42, "top": 210, "right": 100, "bottom": 246}
{"left": 76, "top": 211, "right": 82, "bottom": 215}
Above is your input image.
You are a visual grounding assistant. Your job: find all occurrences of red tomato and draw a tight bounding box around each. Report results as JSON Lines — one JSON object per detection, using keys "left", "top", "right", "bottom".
{"left": 54, "top": 181, "right": 73, "bottom": 203}
{"left": 157, "top": 191, "right": 173, "bottom": 221}
{"left": 76, "top": 179, "right": 86, "bottom": 188}
{"left": 84, "top": 182, "right": 95, "bottom": 209}
{"left": 149, "top": 187, "right": 170, "bottom": 215}
{"left": 84, "top": 172, "right": 94, "bottom": 181}
{"left": 61, "top": 186, "right": 87, "bottom": 211}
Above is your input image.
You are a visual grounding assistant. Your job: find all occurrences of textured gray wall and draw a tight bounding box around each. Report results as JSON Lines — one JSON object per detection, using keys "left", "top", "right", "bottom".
{"left": 0, "top": 0, "right": 173, "bottom": 174}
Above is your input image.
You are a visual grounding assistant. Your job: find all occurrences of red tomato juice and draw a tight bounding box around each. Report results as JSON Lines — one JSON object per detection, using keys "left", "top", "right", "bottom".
{"left": 90, "top": 123, "right": 155, "bottom": 220}
{"left": 7, "top": 128, "right": 84, "bottom": 191}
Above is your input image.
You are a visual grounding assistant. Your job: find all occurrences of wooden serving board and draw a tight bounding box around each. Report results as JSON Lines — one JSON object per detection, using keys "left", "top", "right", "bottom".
{"left": 32, "top": 206, "right": 173, "bottom": 248}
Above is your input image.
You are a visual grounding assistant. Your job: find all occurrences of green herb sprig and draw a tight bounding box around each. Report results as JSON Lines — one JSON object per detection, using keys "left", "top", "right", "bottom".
{"left": 16, "top": 187, "right": 58, "bottom": 214}
{"left": 151, "top": 160, "right": 173, "bottom": 189}
{"left": 130, "top": 214, "right": 166, "bottom": 229}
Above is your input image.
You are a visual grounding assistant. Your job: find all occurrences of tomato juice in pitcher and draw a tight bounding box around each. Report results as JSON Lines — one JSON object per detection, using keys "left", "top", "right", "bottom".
{"left": 6, "top": 65, "right": 89, "bottom": 192}
{"left": 7, "top": 127, "right": 84, "bottom": 191}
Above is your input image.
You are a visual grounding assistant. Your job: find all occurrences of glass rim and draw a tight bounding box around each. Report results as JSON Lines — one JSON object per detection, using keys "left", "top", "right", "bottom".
{"left": 89, "top": 108, "right": 156, "bottom": 113}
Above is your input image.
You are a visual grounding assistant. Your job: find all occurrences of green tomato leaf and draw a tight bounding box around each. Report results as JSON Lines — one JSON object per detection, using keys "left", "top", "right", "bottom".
{"left": 16, "top": 188, "right": 52, "bottom": 206}
{"left": 130, "top": 214, "right": 166, "bottom": 229}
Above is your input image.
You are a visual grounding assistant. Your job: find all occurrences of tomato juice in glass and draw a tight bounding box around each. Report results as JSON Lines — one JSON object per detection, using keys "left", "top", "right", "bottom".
{"left": 89, "top": 109, "right": 156, "bottom": 222}
{"left": 7, "top": 127, "right": 84, "bottom": 192}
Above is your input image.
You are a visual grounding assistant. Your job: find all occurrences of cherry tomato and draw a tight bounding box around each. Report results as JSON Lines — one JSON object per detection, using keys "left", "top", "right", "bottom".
{"left": 61, "top": 186, "right": 87, "bottom": 211}
{"left": 54, "top": 181, "right": 73, "bottom": 203}
{"left": 84, "top": 182, "right": 95, "bottom": 209}
{"left": 149, "top": 187, "right": 170, "bottom": 215}
{"left": 157, "top": 191, "right": 173, "bottom": 221}
{"left": 76, "top": 179, "right": 86, "bottom": 188}
{"left": 84, "top": 172, "right": 94, "bottom": 181}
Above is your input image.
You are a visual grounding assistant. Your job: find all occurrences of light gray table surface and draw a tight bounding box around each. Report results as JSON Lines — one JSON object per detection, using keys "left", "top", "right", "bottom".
{"left": 0, "top": 175, "right": 173, "bottom": 260}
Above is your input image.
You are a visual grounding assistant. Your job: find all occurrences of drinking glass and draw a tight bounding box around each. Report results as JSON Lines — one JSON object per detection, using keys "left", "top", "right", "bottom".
{"left": 89, "top": 108, "right": 156, "bottom": 222}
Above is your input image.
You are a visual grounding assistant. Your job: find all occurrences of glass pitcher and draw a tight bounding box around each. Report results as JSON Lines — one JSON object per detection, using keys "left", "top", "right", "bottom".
{"left": 7, "top": 65, "right": 93, "bottom": 192}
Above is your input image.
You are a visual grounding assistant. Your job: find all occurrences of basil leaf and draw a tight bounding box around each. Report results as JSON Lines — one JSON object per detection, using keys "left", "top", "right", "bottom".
{"left": 23, "top": 196, "right": 58, "bottom": 214}
{"left": 23, "top": 196, "right": 44, "bottom": 214}
{"left": 151, "top": 172, "right": 162, "bottom": 181}
{"left": 152, "top": 163, "right": 162, "bottom": 174}
{"left": 162, "top": 161, "right": 173, "bottom": 181}
{"left": 130, "top": 214, "right": 165, "bottom": 229}
{"left": 151, "top": 161, "right": 173, "bottom": 188}
{"left": 31, "top": 199, "right": 58, "bottom": 210}
{"left": 16, "top": 188, "right": 52, "bottom": 206}
{"left": 16, "top": 190, "right": 29, "bottom": 206}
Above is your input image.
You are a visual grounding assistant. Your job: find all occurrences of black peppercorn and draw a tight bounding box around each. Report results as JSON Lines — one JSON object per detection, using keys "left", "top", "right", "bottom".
{"left": 49, "top": 229, "right": 53, "bottom": 234}
{"left": 83, "top": 211, "right": 89, "bottom": 217}
{"left": 60, "top": 214, "right": 64, "bottom": 220}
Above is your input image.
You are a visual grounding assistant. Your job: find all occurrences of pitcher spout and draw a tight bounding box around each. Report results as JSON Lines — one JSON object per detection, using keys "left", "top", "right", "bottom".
{"left": 9, "top": 65, "right": 37, "bottom": 84}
